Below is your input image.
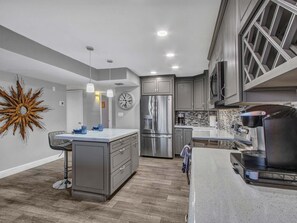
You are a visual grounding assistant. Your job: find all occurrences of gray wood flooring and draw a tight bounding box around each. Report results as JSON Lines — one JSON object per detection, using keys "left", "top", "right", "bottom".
{"left": 0, "top": 157, "right": 189, "bottom": 223}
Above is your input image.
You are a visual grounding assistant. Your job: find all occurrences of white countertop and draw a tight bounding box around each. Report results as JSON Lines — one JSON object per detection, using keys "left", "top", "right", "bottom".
{"left": 55, "top": 128, "right": 139, "bottom": 143}
{"left": 192, "top": 128, "right": 234, "bottom": 141}
{"left": 174, "top": 125, "right": 195, "bottom": 129}
{"left": 188, "top": 148, "right": 297, "bottom": 223}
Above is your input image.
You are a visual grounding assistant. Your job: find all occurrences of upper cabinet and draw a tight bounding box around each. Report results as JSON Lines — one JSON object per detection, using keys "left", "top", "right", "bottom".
{"left": 194, "top": 76, "right": 206, "bottom": 110}
{"left": 175, "top": 79, "right": 194, "bottom": 110}
{"left": 141, "top": 76, "right": 174, "bottom": 95}
{"left": 208, "top": 0, "right": 297, "bottom": 106}
{"left": 175, "top": 74, "right": 207, "bottom": 111}
{"left": 208, "top": 0, "right": 241, "bottom": 105}
{"left": 241, "top": 0, "right": 297, "bottom": 90}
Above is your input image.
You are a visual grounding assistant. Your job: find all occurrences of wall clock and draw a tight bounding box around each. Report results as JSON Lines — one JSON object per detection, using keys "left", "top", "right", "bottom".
{"left": 118, "top": 92, "right": 134, "bottom": 110}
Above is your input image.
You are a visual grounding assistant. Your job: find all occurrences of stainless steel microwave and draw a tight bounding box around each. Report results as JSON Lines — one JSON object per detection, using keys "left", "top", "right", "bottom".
{"left": 210, "top": 61, "right": 225, "bottom": 106}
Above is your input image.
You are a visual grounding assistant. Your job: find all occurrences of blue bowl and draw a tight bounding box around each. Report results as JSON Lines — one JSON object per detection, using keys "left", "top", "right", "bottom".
{"left": 72, "top": 128, "right": 87, "bottom": 134}
{"left": 92, "top": 124, "right": 104, "bottom": 131}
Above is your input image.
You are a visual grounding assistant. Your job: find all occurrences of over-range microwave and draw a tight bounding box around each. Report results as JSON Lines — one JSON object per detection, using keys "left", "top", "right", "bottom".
{"left": 210, "top": 61, "right": 225, "bottom": 106}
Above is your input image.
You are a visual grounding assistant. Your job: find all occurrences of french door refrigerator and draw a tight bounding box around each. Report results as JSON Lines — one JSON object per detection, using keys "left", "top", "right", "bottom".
{"left": 140, "top": 95, "right": 173, "bottom": 158}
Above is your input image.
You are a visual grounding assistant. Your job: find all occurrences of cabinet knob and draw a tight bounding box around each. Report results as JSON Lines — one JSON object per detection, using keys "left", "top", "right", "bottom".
{"left": 119, "top": 148, "right": 126, "bottom": 153}
{"left": 120, "top": 165, "right": 126, "bottom": 171}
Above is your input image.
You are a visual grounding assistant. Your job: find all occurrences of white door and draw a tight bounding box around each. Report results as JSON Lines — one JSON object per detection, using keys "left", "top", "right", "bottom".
{"left": 67, "top": 90, "right": 83, "bottom": 132}
{"left": 101, "top": 95, "right": 109, "bottom": 128}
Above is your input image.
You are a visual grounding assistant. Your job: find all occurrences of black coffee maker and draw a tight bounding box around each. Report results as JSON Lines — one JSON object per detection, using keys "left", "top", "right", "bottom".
{"left": 240, "top": 104, "right": 297, "bottom": 170}
{"left": 177, "top": 112, "right": 185, "bottom": 125}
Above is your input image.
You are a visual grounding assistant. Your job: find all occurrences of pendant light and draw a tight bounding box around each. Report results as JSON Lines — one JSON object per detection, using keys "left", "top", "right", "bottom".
{"left": 106, "top": 89, "right": 114, "bottom": 98}
{"left": 86, "top": 46, "right": 95, "bottom": 93}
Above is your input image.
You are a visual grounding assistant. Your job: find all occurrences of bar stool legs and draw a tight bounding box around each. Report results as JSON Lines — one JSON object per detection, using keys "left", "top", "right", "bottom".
{"left": 52, "top": 150, "right": 72, "bottom": 190}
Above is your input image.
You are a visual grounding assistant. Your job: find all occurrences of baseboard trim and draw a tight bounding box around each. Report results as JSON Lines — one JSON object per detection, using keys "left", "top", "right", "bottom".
{"left": 0, "top": 154, "right": 63, "bottom": 179}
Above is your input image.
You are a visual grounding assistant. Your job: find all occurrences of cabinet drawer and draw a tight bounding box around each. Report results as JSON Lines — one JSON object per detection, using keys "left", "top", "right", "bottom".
{"left": 110, "top": 137, "right": 130, "bottom": 153}
{"left": 110, "top": 146, "right": 131, "bottom": 173}
{"left": 130, "top": 134, "right": 138, "bottom": 143}
{"left": 110, "top": 161, "right": 132, "bottom": 194}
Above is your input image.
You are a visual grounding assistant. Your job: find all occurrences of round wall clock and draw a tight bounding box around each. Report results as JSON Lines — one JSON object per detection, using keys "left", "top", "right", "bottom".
{"left": 118, "top": 92, "right": 134, "bottom": 110}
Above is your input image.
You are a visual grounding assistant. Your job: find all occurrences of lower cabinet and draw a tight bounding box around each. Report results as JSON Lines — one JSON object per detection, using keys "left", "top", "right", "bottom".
{"left": 174, "top": 128, "right": 193, "bottom": 155}
{"left": 72, "top": 133, "right": 139, "bottom": 201}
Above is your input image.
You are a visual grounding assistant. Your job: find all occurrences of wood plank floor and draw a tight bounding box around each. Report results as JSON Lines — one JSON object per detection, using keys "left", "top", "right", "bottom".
{"left": 0, "top": 157, "right": 189, "bottom": 223}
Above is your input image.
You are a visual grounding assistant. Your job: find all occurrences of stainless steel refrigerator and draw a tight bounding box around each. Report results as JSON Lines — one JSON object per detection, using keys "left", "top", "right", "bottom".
{"left": 140, "top": 95, "right": 173, "bottom": 158}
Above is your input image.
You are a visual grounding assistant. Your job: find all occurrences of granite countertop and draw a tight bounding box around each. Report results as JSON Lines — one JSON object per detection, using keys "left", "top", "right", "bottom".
{"left": 188, "top": 148, "right": 297, "bottom": 223}
{"left": 55, "top": 129, "right": 139, "bottom": 143}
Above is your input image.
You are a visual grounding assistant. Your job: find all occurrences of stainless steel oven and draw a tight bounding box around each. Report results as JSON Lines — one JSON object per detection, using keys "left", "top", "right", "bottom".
{"left": 210, "top": 61, "right": 225, "bottom": 106}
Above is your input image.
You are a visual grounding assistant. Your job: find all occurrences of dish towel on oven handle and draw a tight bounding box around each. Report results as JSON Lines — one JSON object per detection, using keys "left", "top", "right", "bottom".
{"left": 180, "top": 144, "right": 192, "bottom": 173}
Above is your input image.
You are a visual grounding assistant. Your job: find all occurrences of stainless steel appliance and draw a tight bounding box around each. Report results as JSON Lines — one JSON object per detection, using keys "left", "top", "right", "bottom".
{"left": 177, "top": 112, "right": 185, "bottom": 125}
{"left": 140, "top": 95, "right": 173, "bottom": 158}
{"left": 210, "top": 61, "right": 225, "bottom": 106}
{"left": 231, "top": 104, "right": 297, "bottom": 189}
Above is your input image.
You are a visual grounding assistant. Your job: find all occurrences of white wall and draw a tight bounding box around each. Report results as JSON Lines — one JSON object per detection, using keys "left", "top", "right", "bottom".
{"left": 0, "top": 71, "right": 66, "bottom": 172}
{"left": 113, "top": 86, "right": 140, "bottom": 129}
{"left": 66, "top": 90, "right": 83, "bottom": 132}
{"left": 83, "top": 92, "right": 101, "bottom": 128}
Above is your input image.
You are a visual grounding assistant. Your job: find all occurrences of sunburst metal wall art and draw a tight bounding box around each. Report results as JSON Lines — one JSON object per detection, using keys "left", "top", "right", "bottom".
{"left": 0, "top": 79, "right": 49, "bottom": 140}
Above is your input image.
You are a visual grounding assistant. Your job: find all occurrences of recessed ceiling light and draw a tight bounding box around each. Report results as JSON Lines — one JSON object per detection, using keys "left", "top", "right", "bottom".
{"left": 157, "top": 30, "right": 168, "bottom": 37}
{"left": 150, "top": 71, "right": 157, "bottom": 75}
{"left": 172, "top": 65, "right": 179, "bottom": 70}
{"left": 166, "top": 53, "right": 175, "bottom": 58}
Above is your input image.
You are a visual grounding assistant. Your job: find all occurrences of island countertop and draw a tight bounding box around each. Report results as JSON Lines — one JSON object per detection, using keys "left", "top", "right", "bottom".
{"left": 55, "top": 128, "right": 139, "bottom": 143}
{"left": 188, "top": 148, "right": 297, "bottom": 223}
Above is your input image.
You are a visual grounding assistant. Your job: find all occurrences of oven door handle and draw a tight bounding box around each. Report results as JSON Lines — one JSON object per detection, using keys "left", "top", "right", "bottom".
{"left": 210, "top": 75, "right": 215, "bottom": 97}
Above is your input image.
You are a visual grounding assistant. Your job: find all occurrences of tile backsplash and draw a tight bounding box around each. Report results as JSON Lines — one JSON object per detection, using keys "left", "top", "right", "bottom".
{"left": 175, "top": 111, "right": 217, "bottom": 127}
{"left": 217, "top": 109, "right": 242, "bottom": 132}
{"left": 175, "top": 108, "right": 241, "bottom": 132}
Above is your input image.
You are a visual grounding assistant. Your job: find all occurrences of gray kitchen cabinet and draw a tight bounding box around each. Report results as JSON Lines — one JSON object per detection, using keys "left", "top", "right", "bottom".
{"left": 193, "top": 76, "right": 206, "bottom": 110}
{"left": 174, "top": 128, "right": 184, "bottom": 155}
{"left": 208, "top": 0, "right": 297, "bottom": 106}
{"left": 141, "top": 76, "right": 174, "bottom": 95}
{"left": 131, "top": 138, "right": 139, "bottom": 173}
{"left": 176, "top": 74, "right": 207, "bottom": 111}
{"left": 142, "top": 79, "right": 156, "bottom": 95}
{"left": 238, "top": 0, "right": 253, "bottom": 21}
{"left": 72, "top": 133, "right": 139, "bottom": 201}
{"left": 175, "top": 80, "right": 194, "bottom": 110}
{"left": 238, "top": 0, "right": 261, "bottom": 29}
{"left": 174, "top": 128, "right": 193, "bottom": 155}
{"left": 184, "top": 129, "right": 193, "bottom": 145}
{"left": 222, "top": 0, "right": 241, "bottom": 105}
{"left": 72, "top": 142, "right": 109, "bottom": 195}
{"left": 208, "top": 0, "right": 241, "bottom": 105}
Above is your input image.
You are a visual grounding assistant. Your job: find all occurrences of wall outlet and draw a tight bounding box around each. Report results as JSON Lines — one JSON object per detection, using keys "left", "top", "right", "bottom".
{"left": 52, "top": 86, "right": 56, "bottom": 92}
{"left": 59, "top": 101, "right": 65, "bottom": 106}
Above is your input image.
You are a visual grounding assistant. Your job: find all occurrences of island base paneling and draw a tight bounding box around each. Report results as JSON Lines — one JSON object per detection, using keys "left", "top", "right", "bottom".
{"left": 71, "top": 133, "right": 139, "bottom": 202}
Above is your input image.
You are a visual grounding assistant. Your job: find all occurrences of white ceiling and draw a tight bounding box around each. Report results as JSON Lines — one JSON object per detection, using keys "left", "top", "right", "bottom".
{"left": 0, "top": 0, "right": 220, "bottom": 84}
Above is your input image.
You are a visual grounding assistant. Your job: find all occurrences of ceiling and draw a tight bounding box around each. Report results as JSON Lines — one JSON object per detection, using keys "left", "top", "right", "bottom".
{"left": 0, "top": 0, "right": 221, "bottom": 85}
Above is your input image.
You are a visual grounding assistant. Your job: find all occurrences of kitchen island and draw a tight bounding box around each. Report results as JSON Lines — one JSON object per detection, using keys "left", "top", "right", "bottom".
{"left": 188, "top": 148, "right": 297, "bottom": 223}
{"left": 56, "top": 129, "right": 139, "bottom": 201}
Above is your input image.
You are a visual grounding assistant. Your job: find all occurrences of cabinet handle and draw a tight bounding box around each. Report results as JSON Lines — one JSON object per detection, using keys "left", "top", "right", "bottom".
{"left": 119, "top": 148, "right": 126, "bottom": 153}
{"left": 120, "top": 165, "right": 126, "bottom": 171}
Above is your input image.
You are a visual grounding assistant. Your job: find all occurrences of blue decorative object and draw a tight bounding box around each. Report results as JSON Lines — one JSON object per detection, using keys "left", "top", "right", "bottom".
{"left": 72, "top": 125, "right": 88, "bottom": 134}
{"left": 92, "top": 124, "right": 104, "bottom": 131}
